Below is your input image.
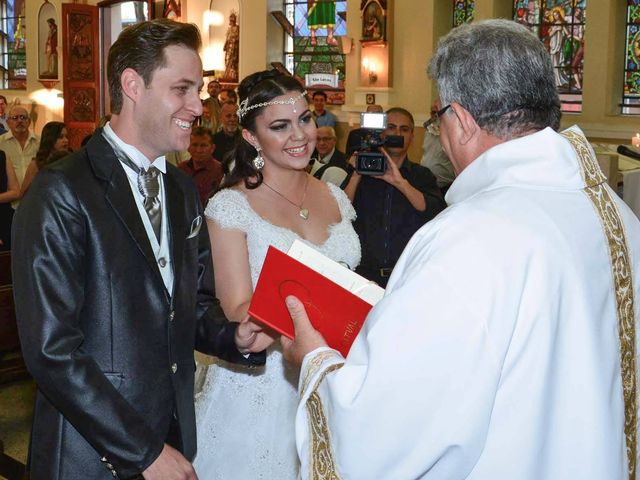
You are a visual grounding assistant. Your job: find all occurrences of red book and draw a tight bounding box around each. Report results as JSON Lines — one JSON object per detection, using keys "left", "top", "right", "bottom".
{"left": 248, "top": 244, "right": 382, "bottom": 357}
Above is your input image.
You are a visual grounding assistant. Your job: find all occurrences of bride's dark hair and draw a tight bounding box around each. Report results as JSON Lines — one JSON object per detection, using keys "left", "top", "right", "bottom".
{"left": 220, "top": 69, "right": 307, "bottom": 190}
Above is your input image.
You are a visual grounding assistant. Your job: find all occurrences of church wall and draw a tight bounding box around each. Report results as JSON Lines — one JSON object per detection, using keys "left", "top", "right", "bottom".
{"left": 4, "top": 0, "right": 638, "bottom": 144}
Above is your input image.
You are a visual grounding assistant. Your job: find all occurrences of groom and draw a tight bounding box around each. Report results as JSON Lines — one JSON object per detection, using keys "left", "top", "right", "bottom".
{"left": 12, "top": 20, "right": 271, "bottom": 480}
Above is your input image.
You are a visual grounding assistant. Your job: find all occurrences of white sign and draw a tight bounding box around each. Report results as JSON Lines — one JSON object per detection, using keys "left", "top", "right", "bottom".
{"left": 305, "top": 73, "right": 339, "bottom": 88}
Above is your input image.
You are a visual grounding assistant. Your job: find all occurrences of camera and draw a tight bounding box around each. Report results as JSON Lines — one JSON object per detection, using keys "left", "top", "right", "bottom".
{"left": 345, "top": 113, "right": 404, "bottom": 176}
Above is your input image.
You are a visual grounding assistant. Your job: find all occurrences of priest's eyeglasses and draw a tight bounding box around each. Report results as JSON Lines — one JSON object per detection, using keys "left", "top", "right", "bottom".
{"left": 423, "top": 104, "right": 451, "bottom": 129}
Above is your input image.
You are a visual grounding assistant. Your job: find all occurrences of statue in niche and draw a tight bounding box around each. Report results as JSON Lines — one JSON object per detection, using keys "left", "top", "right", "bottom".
{"left": 42, "top": 18, "right": 58, "bottom": 78}
{"left": 222, "top": 11, "right": 239, "bottom": 82}
{"left": 163, "top": 0, "right": 182, "bottom": 22}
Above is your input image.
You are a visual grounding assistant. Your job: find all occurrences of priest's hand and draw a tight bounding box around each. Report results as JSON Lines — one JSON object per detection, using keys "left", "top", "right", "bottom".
{"left": 235, "top": 316, "right": 276, "bottom": 353}
{"left": 281, "top": 295, "right": 327, "bottom": 366}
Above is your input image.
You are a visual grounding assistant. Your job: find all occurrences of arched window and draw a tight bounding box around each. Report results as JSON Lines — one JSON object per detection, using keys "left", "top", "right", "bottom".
{"left": 453, "top": 0, "right": 475, "bottom": 27}
{"left": 280, "top": 0, "right": 347, "bottom": 104}
{"left": 0, "top": 0, "right": 26, "bottom": 89}
{"left": 514, "top": 0, "right": 586, "bottom": 113}
{"left": 623, "top": 0, "right": 640, "bottom": 114}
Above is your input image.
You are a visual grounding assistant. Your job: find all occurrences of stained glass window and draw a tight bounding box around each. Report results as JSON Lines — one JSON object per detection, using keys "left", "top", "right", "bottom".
{"left": 623, "top": 1, "right": 640, "bottom": 114}
{"left": 282, "top": 0, "right": 347, "bottom": 104}
{"left": 0, "top": 0, "right": 26, "bottom": 89}
{"left": 453, "top": 0, "right": 475, "bottom": 27}
{"left": 514, "top": 0, "right": 587, "bottom": 113}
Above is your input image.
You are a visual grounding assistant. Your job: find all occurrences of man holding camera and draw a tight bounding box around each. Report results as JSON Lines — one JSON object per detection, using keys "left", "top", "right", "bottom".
{"left": 345, "top": 107, "right": 445, "bottom": 287}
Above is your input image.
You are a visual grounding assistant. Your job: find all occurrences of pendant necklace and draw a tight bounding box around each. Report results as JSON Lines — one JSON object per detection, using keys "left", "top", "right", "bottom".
{"left": 262, "top": 174, "right": 310, "bottom": 220}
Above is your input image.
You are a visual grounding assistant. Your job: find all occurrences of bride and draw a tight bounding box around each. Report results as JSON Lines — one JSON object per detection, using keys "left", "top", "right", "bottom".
{"left": 193, "top": 70, "right": 361, "bottom": 478}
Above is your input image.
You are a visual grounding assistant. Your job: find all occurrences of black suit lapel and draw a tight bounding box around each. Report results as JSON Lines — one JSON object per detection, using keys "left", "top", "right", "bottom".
{"left": 164, "top": 170, "right": 186, "bottom": 298}
{"left": 87, "top": 132, "right": 164, "bottom": 286}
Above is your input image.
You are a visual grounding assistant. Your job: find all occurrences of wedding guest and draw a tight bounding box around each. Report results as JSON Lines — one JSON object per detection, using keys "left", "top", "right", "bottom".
{"left": 178, "top": 126, "right": 223, "bottom": 205}
{"left": 200, "top": 100, "right": 216, "bottom": 132}
{"left": 421, "top": 104, "right": 455, "bottom": 195}
{"left": 0, "top": 95, "right": 8, "bottom": 134}
{"left": 345, "top": 107, "right": 445, "bottom": 286}
{"left": 217, "top": 88, "right": 238, "bottom": 105}
{"left": 311, "top": 90, "right": 337, "bottom": 127}
{"left": 0, "top": 149, "right": 20, "bottom": 249}
{"left": 284, "top": 19, "right": 640, "bottom": 480}
{"left": 203, "top": 79, "right": 221, "bottom": 132}
{"left": 20, "top": 121, "right": 70, "bottom": 196}
{"left": 212, "top": 101, "right": 241, "bottom": 165}
{"left": 0, "top": 105, "right": 40, "bottom": 186}
{"left": 309, "top": 126, "right": 349, "bottom": 188}
{"left": 193, "top": 69, "right": 360, "bottom": 480}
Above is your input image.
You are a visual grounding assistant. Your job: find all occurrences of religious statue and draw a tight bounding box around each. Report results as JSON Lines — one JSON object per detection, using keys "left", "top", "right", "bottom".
{"left": 222, "top": 12, "right": 239, "bottom": 83}
{"left": 162, "top": 0, "right": 182, "bottom": 21}
{"left": 14, "top": 16, "right": 25, "bottom": 51}
{"left": 42, "top": 18, "right": 58, "bottom": 78}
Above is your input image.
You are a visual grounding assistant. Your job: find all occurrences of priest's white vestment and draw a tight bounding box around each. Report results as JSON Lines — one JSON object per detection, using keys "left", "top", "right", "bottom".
{"left": 295, "top": 126, "right": 640, "bottom": 480}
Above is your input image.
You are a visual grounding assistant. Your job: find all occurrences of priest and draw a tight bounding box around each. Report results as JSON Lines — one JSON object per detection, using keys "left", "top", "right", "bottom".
{"left": 283, "top": 19, "right": 640, "bottom": 480}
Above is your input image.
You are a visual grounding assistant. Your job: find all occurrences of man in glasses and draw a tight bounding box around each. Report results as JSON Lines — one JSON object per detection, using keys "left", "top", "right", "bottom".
{"left": 421, "top": 103, "right": 455, "bottom": 195}
{"left": 284, "top": 19, "right": 640, "bottom": 480}
{"left": 0, "top": 105, "right": 40, "bottom": 186}
{"left": 309, "top": 126, "right": 348, "bottom": 187}
{"left": 344, "top": 107, "right": 445, "bottom": 287}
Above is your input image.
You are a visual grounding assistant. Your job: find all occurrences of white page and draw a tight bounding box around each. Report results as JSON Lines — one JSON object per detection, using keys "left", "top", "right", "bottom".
{"left": 287, "top": 239, "right": 385, "bottom": 305}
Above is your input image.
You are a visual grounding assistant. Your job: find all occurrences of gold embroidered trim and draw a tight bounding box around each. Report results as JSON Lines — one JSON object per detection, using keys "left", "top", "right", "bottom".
{"left": 301, "top": 350, "right": 343, "bottom": 397}
{"left": 307, "top": 363, "right": 344, "bottom": 480}
{"left": 561, "top": 128, "right": 606, "bottom": 188}
{"left": 562, "top": 129, "right": 638, "bottom": 479}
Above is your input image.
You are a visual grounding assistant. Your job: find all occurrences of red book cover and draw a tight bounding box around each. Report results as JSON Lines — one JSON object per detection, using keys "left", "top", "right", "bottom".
{"left": 248, "top": 246, "right": 374, "bottom": 357}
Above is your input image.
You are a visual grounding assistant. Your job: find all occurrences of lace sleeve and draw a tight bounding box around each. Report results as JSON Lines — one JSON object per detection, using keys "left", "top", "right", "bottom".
{"left": 204, "top": 188, "right": 252, "bottom": 232}
{"left": 327, "top": 182, "right": 356, "bottom": 222}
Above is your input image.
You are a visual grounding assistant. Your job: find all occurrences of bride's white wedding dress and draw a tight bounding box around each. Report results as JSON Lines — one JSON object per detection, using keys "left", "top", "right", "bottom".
{"left": 194, "top": 182, "right": 361, "bottom": 479}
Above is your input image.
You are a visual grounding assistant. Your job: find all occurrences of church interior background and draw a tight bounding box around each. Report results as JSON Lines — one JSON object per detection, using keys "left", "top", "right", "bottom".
{"left": 1, "top": 0, "right": 640, "bottom": 473}
{"left": 0, "top": 0, "right": 637, "bottom": 154}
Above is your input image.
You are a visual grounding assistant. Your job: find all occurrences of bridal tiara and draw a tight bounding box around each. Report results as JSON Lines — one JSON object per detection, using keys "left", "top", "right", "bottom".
{"left": 237, "top": 90, "right": 308, "bottom": 120}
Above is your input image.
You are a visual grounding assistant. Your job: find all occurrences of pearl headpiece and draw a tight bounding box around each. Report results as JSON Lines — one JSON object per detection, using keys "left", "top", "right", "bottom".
{"left": 237, "top": 90, "right": 308, "bottom": 121}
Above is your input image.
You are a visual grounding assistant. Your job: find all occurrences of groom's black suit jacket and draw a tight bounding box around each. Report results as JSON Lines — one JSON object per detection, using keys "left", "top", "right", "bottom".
{"left": 12, "top": 131, "right": 264, "bottom": 479}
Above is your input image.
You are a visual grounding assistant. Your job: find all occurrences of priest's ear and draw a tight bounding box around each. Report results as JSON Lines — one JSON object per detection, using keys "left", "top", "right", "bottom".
{"left": 450, "top": 102, "right": 478, "bottom": 146}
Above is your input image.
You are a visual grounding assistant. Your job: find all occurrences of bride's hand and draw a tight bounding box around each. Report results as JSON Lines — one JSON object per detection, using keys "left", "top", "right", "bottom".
{"left": 235, "top": 315, "right": 276, "bottom": 353}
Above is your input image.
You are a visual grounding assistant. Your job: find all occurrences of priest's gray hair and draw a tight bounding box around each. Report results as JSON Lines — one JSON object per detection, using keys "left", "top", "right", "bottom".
{"left": 428, "top": 19, "right": 561, "bottom": 140}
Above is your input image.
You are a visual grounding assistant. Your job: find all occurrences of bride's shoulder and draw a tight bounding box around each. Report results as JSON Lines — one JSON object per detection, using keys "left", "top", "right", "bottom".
{"left": 204, "top": 187, "right": 252, "bottom": 229}
{"left": 323, "top": 181, "right": 356, "bottom": 222}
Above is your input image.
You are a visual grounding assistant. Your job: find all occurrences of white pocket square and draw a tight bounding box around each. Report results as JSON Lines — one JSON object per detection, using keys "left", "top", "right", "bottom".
{"left": 187, "top": 215, "right": 202, "bottom": 239}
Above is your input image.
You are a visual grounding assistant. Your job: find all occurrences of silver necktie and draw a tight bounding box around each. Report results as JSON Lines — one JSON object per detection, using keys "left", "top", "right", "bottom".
{"left": 102, "top": 131, "right": 163, "bottom": 242}
{"left": 137, "top": 166, "right": 162, "bottom": 242}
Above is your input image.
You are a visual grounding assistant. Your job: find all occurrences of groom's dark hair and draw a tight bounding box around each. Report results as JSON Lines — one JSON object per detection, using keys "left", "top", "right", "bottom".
{"left": 107, "top": 18, "right": 201, "bottom": 114}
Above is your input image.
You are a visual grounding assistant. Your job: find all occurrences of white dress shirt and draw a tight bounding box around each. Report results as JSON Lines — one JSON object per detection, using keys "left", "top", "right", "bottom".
{"left": 103, "top": 123, "right": 174, "bottom": 294}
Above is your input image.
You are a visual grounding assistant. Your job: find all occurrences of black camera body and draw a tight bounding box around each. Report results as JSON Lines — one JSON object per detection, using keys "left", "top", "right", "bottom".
{"left": 346, "top": 113, "right": 404, "bottom": 176}
{"left": 356, "top": 151, "right": 386, "bottom": 175}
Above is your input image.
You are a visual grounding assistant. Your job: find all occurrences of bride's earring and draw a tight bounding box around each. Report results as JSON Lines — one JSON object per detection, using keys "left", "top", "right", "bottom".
{"left": 253, "top": 148, "right": 265, "bottom": 170}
